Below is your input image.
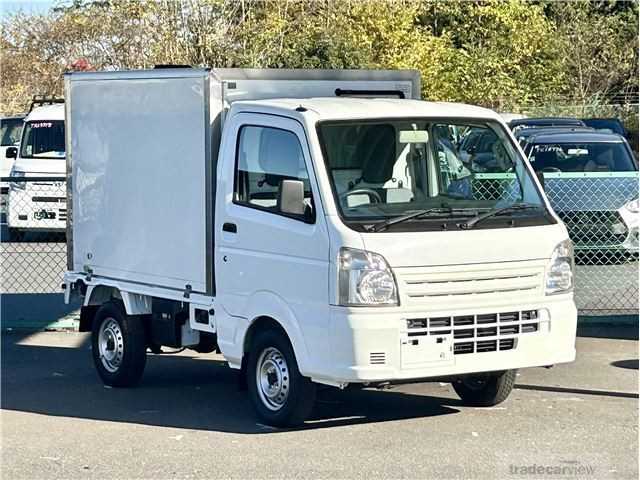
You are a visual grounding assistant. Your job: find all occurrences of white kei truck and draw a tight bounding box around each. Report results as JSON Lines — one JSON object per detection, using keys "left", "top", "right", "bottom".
{"left": 63, "top": 68, "right": 577, "bottom": 427}
{"left": 6, "top": 99, "right": 67, "bottom": 240}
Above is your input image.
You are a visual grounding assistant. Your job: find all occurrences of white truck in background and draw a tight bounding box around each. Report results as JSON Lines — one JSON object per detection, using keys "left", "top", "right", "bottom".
{"left": 64, "top": 68, "right": 577, "bottom": 427}
{"left": 6, "top": 98, "right": 66, "bottom": 240}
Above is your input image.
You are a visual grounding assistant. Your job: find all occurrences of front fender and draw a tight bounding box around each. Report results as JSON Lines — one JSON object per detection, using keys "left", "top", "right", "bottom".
{"left": 229, "top": 290, "right": 311, "bottom": 376}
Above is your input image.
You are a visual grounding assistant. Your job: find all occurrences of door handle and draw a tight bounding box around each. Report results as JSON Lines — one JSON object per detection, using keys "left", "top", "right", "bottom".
{"left": 222, "top": 222, "right": 237, "bottom": 234}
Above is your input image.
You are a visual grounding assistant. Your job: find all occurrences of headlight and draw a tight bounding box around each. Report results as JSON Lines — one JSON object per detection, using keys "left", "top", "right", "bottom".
{"left": 338, "top": 247, "right": 398, "bottom": 306}
{"left": 624, "top": 198, "right": 639, "bottom": 213}
{"left": 545, "top": 239, "right": 574, "bottom": 295}
{"left": 9, "top": 168, "right": 25, "bottom": 190}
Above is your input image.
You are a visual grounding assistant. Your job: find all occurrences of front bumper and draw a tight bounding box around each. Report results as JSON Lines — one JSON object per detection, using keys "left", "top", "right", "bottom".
{"left": 7, "top": 188, "right": 67, "bottom": 231}
{"left": 315, "top": 297, "right": 576, "bottom": 384}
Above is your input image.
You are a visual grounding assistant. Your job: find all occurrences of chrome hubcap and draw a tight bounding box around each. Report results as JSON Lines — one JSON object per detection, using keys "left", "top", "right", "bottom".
{"left": 98, "top": 317, "right": 124, "bottom": 373}
{"left": 256, "top": 347, "right": 290, "bottom": 411}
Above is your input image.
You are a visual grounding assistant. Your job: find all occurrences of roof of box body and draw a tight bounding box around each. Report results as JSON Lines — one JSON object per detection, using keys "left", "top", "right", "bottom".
{"left": 232, "top": 97, "right": 501, "bottom": 122}
{"left": 25, "top": 104, "right": 64, "bottom": 122}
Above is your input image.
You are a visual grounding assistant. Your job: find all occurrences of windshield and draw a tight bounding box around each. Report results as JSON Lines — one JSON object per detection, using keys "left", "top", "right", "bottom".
{"left": 526, "top": 142, "right": 636, "bottom": 172}
{"left": 1, "top": 118, "right": 23, "bottom": 146}
{"left": 318, "top": 119, "right": 547, "bottom": 230}
{"left": 19, "top": 120, "right": 65, "bottom": 159}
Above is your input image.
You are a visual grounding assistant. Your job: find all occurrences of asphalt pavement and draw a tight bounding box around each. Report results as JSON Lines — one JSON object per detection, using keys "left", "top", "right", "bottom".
{"left": 1, "top": 326, "right": 638, "bottom": 479}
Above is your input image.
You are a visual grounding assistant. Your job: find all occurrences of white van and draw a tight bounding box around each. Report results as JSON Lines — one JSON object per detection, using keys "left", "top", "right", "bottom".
{"left": 7, "top": 102, "right": 66, "bottom": 239}
{"left": 64, "top": 68, "right": 577, "bottom": 426}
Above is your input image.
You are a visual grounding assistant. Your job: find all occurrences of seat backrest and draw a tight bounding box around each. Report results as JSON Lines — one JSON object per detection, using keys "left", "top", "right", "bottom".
{"left": 357, "top": 124, "right": 396, "bottom": 184}
{"left": 531, "top": 150, "right": 558, "bottom": 170}
{"left": 258, "top": 128, "right": 303, "bottom": 187}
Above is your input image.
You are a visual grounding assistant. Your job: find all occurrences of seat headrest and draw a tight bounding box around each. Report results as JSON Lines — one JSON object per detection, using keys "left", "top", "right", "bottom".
{"left": 357, "top": 125, "right": 396, "bottom": 184}
{"left": 532, "top": 150, "right": 558, "bottom": 169}
{"left": 259, "top": 128, "right": 303, "bottom": 186}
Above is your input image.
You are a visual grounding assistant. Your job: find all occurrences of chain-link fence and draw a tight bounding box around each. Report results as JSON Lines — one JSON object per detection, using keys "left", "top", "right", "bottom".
{"left": 1, "top": 177, "right": 67, "bottom": 294}
{"left": 473, "top": 173, "right": 639, "bottom": 314}
{"left": 1, "top": 175, "right": 637, "bottom": 319}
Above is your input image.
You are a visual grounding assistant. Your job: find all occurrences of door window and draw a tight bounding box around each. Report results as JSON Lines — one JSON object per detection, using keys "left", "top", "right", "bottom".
{"left": 234, "top": 125, "right": 314, "bottom": 220}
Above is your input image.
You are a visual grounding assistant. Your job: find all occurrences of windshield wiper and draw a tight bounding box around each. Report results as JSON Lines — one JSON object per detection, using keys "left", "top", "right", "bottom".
{"left": 366, "top": 207, "right": 454, "bottom": 233}
{"left": 460, "top": 203, "right": 543, "bottom": 230}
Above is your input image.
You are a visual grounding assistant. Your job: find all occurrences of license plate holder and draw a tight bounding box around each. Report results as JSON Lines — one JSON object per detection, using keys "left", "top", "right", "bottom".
{"left": 33, "top": 210, "right": 56, "bottom": 220}
{"left": 400, "top": 333, "right": 454, "bottom": 369}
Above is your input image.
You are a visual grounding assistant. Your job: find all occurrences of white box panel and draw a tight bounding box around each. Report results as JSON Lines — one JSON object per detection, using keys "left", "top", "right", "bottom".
{"left": 68, "top": 71, "right": 210, "bottom": 293}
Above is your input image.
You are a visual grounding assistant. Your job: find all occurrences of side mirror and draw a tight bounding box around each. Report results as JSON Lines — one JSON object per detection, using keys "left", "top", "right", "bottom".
{"left": 278, "top": 179, "right": 305, "bottom": 216}
{"left": 5, "top": 146, "right": 17, "bottom": 159}
{"left": 536, "top": 171, "right": 545, "bottom": 191}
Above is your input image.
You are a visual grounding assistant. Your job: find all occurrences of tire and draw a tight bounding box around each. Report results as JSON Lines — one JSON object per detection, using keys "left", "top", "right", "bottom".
{"left": 452, "top": 369, "right": 517, "bottom": 407}
{"left": 247, "top": 329, "right": 316, "bottom": 427}
{"left": 91, "top": 301, "right": 147, "bottom": 387}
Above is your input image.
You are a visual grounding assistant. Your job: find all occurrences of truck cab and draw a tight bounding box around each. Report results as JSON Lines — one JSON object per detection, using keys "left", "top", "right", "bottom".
{"left": 7, "top": 102, "right": 66, "bottom": 240}
{"left": 215, "top": 97, "right": 576, "bottom": 381}
{"left": 63, "top": 68, "right": 577, "bottom": 427}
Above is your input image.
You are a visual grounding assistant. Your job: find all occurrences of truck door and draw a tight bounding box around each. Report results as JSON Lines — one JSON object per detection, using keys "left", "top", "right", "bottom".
{"left": 216, "top": 112, "right": 330, "bottom": 365}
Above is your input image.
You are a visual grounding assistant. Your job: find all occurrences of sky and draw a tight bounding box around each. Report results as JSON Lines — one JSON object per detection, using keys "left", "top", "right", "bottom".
{"left": 1, "top": 0, "right": 56, "bottom": 16}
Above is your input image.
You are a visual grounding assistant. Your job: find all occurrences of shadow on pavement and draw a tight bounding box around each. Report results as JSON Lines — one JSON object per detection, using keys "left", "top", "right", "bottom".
{"left": 610, "top": 359, "right": 639, "bottom": 370}
{"left": 515, "top": 383, "right": 638, "bottom": 399}
{"left": 1, "top": 332, "right": 461, "bottom": 434}
{"left": 2, "top": 294, "right": 80, "bottom": 329}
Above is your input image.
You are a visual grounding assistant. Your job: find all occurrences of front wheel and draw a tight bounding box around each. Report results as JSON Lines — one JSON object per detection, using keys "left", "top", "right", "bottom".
{"left": 91, "top": 301, "right": 147, "bottom": 387}
{"left": 452, "top": 369, "right": 517, "bottom": 406}
{"left": 247, "top": 329, "right": 316, "bottom": 427}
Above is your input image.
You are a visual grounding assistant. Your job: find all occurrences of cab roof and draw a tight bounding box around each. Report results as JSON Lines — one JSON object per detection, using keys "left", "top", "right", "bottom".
{"left": 25, "top": 103, "right": 65, "bottom": 122}
{"left": 232, "top": 97, "right": 502, "bottom": 122}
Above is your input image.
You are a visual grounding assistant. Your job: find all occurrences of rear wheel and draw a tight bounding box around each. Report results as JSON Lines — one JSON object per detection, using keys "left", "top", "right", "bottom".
{"left": 452, "top": 369, "right": 517, "bottom": 406}
{"left": 91, "top": 301, "right": 147, "bottom": 387}
{"left": 247, "top": 329, "right": 316, "bottom": 427}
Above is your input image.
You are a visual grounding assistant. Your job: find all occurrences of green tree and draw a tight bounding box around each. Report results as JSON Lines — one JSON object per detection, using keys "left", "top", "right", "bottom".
{"left": 545, "top": 0, "right": 639, "bottom": 105}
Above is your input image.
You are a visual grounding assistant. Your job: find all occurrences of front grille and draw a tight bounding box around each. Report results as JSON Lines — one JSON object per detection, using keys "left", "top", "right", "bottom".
{"left": 499, "top": 338, "right": 516, "bottom": 350}
{"left": 429, "top": 317, "right": 451, "bottom": 328}
{"left": 406, "top": 309, "right": 540, "bottom": 355}
{"left": 454, "top": 342, "right": 474, "bottom": 354}
{"left": 558, "top": 210, "right": 627, "bottom": 247}
{"left": 476, "top": 340, "right": 497, "bottom": 352}
{"left": 454, "top": 315, "right": 474, "bottom": 326}
{"left": 398, "top": 262, "right": 544, "bottom": 306}
{"left": 32, "top": 196, "right": 66, "bottom": 203}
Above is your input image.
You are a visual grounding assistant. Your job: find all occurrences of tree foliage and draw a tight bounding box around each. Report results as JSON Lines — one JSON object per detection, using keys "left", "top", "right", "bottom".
{"left": 0, "top": 0, "right": 637, "bottom": 115}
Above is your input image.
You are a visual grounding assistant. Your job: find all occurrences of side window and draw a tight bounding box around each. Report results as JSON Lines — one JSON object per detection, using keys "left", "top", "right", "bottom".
{"left": 234, "top": 125, "right": 314, "bottom": 220}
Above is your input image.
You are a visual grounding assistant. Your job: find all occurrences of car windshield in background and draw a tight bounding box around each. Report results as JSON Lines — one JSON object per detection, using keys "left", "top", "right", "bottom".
{"left": 19, "top": 120, "right": 65, "bottom": 159}
{"left": 318, "top": 119, "right": 547, "bottom": 229}
{"left": 527, "top": 142, "right": 637, "bottom": 173}
{"left": 1, "top": 118, "right": 24, "bottom": 146}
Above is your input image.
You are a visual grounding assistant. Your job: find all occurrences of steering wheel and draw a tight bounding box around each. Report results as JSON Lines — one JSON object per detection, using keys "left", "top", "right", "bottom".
{"left": 541, "top": 167, "right": 562, "bottom": 173}
{"left": 339, "top": 188, "right": 383, "bottom": 204}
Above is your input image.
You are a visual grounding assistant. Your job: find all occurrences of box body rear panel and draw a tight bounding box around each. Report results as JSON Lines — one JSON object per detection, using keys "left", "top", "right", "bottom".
{"left": 66, "top": 70, "right": 211, "bottom": 293}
